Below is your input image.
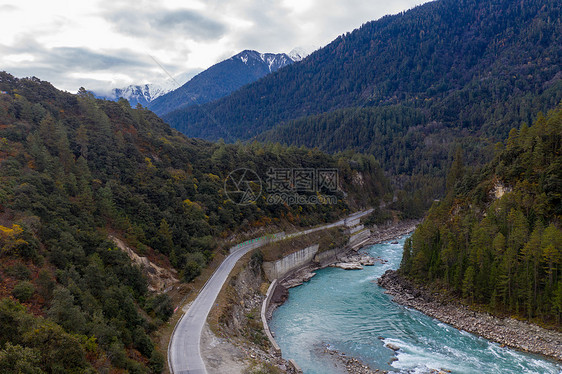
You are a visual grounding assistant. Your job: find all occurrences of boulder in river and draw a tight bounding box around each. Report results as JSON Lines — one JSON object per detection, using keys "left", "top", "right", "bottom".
{"left": 385, "top": 343, "right": 400, "bottom": 351}
{"left": 333, "top": 262, "right": 363, "bottom": 270}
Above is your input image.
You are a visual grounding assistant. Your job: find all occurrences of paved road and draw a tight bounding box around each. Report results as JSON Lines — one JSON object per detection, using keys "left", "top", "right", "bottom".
{"left": 168, "top": 209, "right": 373, "bottom": 374}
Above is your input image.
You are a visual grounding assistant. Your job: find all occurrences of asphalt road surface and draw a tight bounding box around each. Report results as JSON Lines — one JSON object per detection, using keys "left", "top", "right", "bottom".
{"left": 168, "top": 209, "right": 373, "bottom": 374}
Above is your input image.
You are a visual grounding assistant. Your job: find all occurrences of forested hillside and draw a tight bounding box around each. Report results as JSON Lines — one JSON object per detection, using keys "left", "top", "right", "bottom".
{"left": 260, "top": 105, "right": 495, "bottom": 178}
{"left": 165, "top": 0, "right": 561, "bottom": 190}
{"left": 167, "top": 0, "right": 561, "bottom": 140}
{"left": 401, "top": 107, "right": 562, "bottom": 326}
{"left": 0, "top": 72, "right": 390, "bottom": 372}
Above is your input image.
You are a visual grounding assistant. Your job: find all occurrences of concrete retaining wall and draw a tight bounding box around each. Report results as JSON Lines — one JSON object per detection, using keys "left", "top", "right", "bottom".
{"left": 288, "top": 359, "right": 303, "bottom": 373}
{"left": 345, "top": 217, "right": 360, "bottom": 227}
{"left": 262, "top": 244, "right": 319, "bottom": 281}
{"left": 314, "top": 246, "right": 349, "bottom": 267}
{"left": 349, "top": 229, "right": 370, "bottom": 244}
{"left": 261, "top": 280, "right": 281, "bottom": 355}
{"left": 346, "top": 224, "right": 364, "bottom": 235}
{"left": 257, "top": 215, "right": 374, "bottom": 370}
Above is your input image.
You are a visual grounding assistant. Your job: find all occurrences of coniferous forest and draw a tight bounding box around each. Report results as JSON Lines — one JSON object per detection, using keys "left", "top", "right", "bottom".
{"left": 0, "top": 73, "right": 390, "bottom": 372}
{"left": 166, "top": 0, "right": 561, "bottom": 146}
{"left": 401, "top": 107, "right": 562, "bottom": 325}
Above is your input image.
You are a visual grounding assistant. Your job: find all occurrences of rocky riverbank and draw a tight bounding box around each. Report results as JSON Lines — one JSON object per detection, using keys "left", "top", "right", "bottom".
{"left": 364, "top": 219, "right": 420, "bottom": 246}
{"left": 318, "top": 344, "right": 386, "bottom": 374}
{"left": 378, "top": 269, "right": 562, "bottom": 362}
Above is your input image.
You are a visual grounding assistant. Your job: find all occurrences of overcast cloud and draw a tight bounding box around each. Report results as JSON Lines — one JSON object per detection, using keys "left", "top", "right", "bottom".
{"left": 0, "top": 0, "right": 427, "bottom": 93}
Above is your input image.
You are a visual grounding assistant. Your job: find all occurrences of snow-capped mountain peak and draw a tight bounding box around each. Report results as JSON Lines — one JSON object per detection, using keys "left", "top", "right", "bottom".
{"left": 96, "top": 71, "right": 198, "bottom": 108}
{"left": 288, "top": 46, "right": 317, "bottom": 62}
{"left": 233, "top": 50, "right": 293, "bottom": 72}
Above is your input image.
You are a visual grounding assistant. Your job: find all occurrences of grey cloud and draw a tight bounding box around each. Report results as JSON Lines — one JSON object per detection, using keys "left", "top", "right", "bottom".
{"left": 217, "top": 0, "right": 300, "bottom": 53}
{"left": 0, "top": 4, "right": 18, "bottom": 11}
{"left": 0, "top": 0, "right": 427, "bottom": 93}
{"left": 1, "top": 38, "right": 152, "bottom": 72}
{"left": 46, "top": 47, "right": 151, "bottom": 71}
{"left": 152, "top": 10, "right": 226, "bottom": 40}
{"left": 107, "top": 8, "right": 226, "bottom": 42}
{"left": 0, "top": 38, "right": 172, "bottom": 92}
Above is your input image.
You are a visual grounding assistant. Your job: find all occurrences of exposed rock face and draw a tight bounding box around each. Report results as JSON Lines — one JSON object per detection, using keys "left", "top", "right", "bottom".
{"left": 110, "top": 235, "right": 178, "bottom": 292}
{"left": 270, "top": 283, "right": 289, "bottom": 305}
{"left": 281, "top": 269, "right": 317, "bottom": 289}
{"left": 336, "top": 253, "right": 376, "bottom": 267}
{"left": 378, "top": 270, "right": 562, "bottom": 362}
{"left": 491, "top": 180, "right": 512, "bottom": 199}
{"left": 221, "top": 258, "right": 265, "bottom": 336}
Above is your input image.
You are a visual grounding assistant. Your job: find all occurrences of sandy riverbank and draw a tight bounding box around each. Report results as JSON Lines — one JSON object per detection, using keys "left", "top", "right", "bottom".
{"left": 378, "top": 269, "right": 562, "bottom": 363}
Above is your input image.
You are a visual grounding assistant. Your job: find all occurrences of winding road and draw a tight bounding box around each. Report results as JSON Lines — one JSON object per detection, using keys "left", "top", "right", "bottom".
{"left": 168, "top": 209, "right": 373, "bottom": 374}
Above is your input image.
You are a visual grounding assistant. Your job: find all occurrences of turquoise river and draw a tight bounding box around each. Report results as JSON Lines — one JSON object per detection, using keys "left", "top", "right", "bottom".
{"left": 269, "top": 236, "right": 562, "bottom": 374}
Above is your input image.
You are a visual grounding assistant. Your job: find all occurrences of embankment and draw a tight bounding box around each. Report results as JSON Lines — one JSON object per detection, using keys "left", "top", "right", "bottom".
{"left": 206, "top": 249, "right": 299, "bottom": 373}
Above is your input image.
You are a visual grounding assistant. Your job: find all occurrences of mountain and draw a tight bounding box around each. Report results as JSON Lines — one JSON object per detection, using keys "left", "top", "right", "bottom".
{"left": 148, "top": 50, "right": 297, "bottom": 116}
{"left": 163, "top": 0, "right": 561, "bottom": 174}
{"left": 103, "top": 84, "right": 161, "bottom": 108}
{"left": 0, "top": 72, "right": 390, "bottom": 372}
{"left": 288, "top": 46, "right": 317, "bottom": 62}
{"left": 96, "top": 72, "right": 194, "bottom": 108}
{"left": 401, "top": 106, "right": 562, "bottom": 327}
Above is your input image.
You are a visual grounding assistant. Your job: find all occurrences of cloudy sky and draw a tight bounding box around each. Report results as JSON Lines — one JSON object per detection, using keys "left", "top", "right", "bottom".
{"left": 0, "top": 0, "right": 426, "bottom": 94}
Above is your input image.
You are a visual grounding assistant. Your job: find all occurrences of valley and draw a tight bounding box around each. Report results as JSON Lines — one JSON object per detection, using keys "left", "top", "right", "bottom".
{"left": 0, "top": 0, "right": 560, "bottom": 373}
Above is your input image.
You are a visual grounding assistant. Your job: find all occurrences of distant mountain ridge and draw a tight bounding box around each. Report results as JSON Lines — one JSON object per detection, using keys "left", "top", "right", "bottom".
{"left": 97, "top": 48, "right": 311, "bottom": 115}
{"left": 96, "top": 72, "right": 194, "bottom": 108}
{"left": 147, "top": 49, "right": 300, "bottom": 116}
{"left": 163, "top": 0, "right": 561, "bottom": 150}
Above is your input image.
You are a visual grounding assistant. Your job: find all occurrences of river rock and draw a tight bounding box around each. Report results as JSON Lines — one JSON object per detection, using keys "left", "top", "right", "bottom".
{"left": 319, "top": 343, "right": 386, "bottom": 374}
{"left": 385, "top": 343, "right": 400, "bottom": 351}
{"left": 270, "top": 284, "right": 289, "bottom": 304}
{"left": 359, "top": 254, "right": 375, "bottom": 266}
{"left": 336, "top": 253, "right": 376, "bottom": 268}
{"left": 333, "top": 262, "right": 363, "bottom": 270}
